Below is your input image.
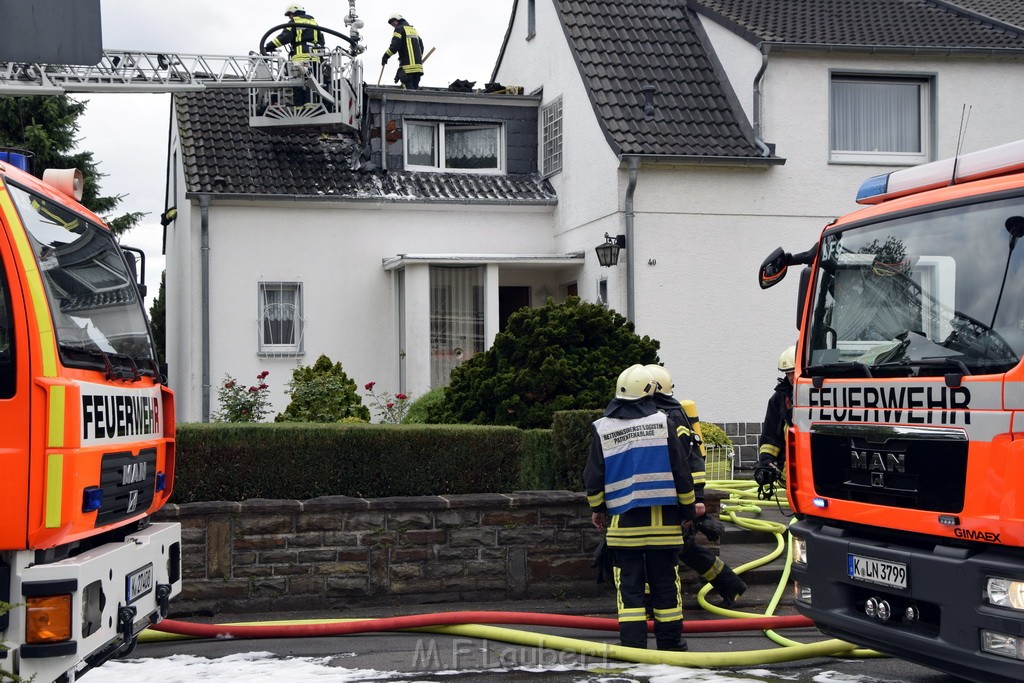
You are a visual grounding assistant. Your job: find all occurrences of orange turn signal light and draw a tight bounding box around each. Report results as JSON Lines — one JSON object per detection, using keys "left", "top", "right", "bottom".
{"left": 26, "top": 594, "right": 72, "bottom": 643}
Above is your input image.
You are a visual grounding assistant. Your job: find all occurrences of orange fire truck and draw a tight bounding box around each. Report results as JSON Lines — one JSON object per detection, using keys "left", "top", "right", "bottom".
{"left": 0, "top": 156, "right": 180, "bottom": 682}
{"left": 760, "top": 138, "right": 1024, "bottom": 682}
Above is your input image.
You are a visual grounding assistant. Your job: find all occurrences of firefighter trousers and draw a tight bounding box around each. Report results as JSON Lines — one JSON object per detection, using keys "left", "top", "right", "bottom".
{"left": 612, "top": 546, "right": 683, "bottom": 649}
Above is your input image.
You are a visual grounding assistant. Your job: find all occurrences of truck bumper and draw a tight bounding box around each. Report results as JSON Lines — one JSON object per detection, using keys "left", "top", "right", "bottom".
{"left": 791, "top": 517, "right": 1024, "bottom": 683}
{"left": 5, "top": 522, "right": 181, "bottom": 682}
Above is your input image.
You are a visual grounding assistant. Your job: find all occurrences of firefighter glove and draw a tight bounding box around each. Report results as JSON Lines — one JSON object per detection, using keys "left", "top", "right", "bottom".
{"left": 694, "top": 513, "right": 725, "bottom": 542}
{"left": 381, "top": 54, "right": 389, "bottom": 66}
{"left": 753, "top": 465, "right": 777, "bottom": 487}
{"left": 264, "top": 43, "right": 277, "bottom": 53}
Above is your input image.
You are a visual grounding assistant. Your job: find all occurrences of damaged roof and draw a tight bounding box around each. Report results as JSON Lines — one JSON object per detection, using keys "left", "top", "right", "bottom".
{"left": 174, "top": 89, "right": 556, "bottom": 203}
{"left": 691, "top": 0, "right": 1024, "bottom": 49}
{"left": 553, "top": 0, "right": 770, "bottom": 160}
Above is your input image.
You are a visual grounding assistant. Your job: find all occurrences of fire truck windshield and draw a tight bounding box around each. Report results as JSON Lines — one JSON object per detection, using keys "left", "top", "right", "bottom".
{"left": 5, "top": 180, "right": 157, "bottom": 375}
{"left": 807, "top": 195, "right": 1024, "bottom": 377}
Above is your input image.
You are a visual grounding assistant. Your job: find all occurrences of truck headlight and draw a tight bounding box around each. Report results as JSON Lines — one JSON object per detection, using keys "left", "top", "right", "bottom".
{"left": 987, "top": 577, "right": 1024, "bottom": 610}
{"left": 792, "top": 535, "right": 807, "bottom": 565}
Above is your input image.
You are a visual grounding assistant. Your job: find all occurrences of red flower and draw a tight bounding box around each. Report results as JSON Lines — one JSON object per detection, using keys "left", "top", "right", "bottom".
{"left": 258, "top": 370, "right": 269, "bottom": 379}
{"left": 395, "top": 393, "right": 408, "bottom": 400}
{"left": 259, "top": 384, "right": 269, "bottom": 390}
{"left": 387, "top": 402, "right": 395, "bottom": 409}
{"left": 365, "top": 381, "right": 376, "bottom": 391}
{"left": 225, "top": 380, "right": 236, "bottom": 389}
{"left": 248, "top": 386, "right": 258, "bottom": 392}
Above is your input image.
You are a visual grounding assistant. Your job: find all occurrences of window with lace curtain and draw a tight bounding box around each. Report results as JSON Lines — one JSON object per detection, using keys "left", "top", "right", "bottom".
{"left": 829, "top": 73, "right": 932, "bottom": 165}
{"left": 405, "top": 121, "right": 504, "bottom": 173}
{"left": 258, "top": 281, "right": 303, "bottom": 356}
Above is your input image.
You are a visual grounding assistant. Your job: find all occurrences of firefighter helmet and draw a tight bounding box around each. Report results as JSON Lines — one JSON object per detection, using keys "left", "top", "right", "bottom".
{"left": 388, "top": 13, "right": 403, "bottom": 23}
{"left": 644, "top": 364, "right": 673, "bottom": 396}
{"left": 778, "top": 345, "right": 796, "bottom": 372}
{"left": 616, "top": 365, "right": 655, "bottom": 401}
{"left": 285, "top": 4, "right": 304, "bottom": 15}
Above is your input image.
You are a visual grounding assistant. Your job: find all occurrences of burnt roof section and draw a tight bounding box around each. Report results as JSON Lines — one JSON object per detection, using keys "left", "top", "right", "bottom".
{"left": 942, "top": 0, "right": 1024, "bottom": 31}
{"left": 554, "top": 0, "right": 771, "bottom": 160}
{"left": 174, "top": 89, "right": 556, "bottom": 203}
{"left": 692, "top": 0, "right": 1024, "bottom": 48}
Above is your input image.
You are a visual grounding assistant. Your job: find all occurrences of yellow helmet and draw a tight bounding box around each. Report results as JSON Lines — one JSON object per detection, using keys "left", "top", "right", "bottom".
{"left": 778, "top": 345, "right": 796, "bottom": 372}
{"left": 644, "top": 364, "right": 673, "bottom": 396}
{"left": 616, "top": 365, "right": 655, "bottom": 401}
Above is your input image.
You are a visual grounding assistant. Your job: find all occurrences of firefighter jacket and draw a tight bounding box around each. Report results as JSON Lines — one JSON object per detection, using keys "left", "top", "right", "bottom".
{"left": 384, "top": 20, "right": 424, "bottom": 74}
{"left": 652, "top": 393, "right": 706, "bottom": 502}
{"left": 269, "top": 13, "right": 324, "bottom": 61}
{"left": 757, "top": 377, "right": 793, "bottom": 469}
{"left": 584, "top": 396, "right": 697, "bottom": 548}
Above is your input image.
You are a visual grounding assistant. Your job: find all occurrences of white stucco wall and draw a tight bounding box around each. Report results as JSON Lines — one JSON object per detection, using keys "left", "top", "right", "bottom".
{"left": 168, "top": 198, "right": 556, "bottom": 422}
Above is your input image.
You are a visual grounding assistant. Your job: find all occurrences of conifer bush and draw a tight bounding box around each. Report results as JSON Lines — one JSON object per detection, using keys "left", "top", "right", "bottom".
{"left": 275, "top": 354, "right": 370, "bottom": 423}
{"left": 428, "top": 297, "right": 660, "bottom": 429}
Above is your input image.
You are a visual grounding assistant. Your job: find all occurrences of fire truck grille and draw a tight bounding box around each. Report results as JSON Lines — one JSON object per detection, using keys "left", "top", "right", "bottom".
{"left": 95, "top": 448, "right": 157, "bottom": 527}
{"left": 810, "top": 432, "right": 967, "bottom": 512}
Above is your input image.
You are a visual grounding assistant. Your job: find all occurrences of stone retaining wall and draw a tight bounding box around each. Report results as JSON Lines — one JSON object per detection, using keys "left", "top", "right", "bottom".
{"left": 155, "top": 491, "right": 722, "bottom": 616}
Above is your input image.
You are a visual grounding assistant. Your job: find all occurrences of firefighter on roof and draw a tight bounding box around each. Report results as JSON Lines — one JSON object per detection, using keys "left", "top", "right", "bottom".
{"left": 264, "top": 4, "right": 325, "bottom": 106}
{"left": 584, "top": 364, "right": 697, "bottom": 651}
{"left": 381, "top": 13, "right": 424, "bottom": 89}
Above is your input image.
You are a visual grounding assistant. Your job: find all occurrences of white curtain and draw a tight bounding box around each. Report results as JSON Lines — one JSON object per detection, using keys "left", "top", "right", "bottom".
{"left": 831, "top": 79, "right": 921, "bottom": 153}
{"left": 429, "top": 266, "right": 484, "bottom": 385}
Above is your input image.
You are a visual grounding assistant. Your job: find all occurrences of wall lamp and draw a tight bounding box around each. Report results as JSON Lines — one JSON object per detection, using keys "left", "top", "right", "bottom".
{"left": 595, "top": 233, "right": 626, "bottom": 267}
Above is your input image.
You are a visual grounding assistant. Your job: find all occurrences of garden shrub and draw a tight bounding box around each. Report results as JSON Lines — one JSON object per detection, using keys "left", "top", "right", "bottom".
{"left": 275, "top": 354, "right": 369, "bottom": 423}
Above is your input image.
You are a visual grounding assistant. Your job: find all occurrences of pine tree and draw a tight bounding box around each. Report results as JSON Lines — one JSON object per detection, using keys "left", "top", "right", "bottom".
{"left": 0, "top": 95, "right": 143, "bottom": 235}
{"left": 276, "top": 354, "right": 370, "bottom": 423}
{"left": 148, "top": 271, "right": 166, "bottom": 363}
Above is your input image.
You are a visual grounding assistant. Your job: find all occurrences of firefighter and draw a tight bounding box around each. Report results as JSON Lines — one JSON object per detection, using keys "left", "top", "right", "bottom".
{"left": 584, "top": 364, "right": 697, "bottom": 651}
{"left": 645, "top": 365, "right": 747, "bottom": 608}
{"left": 264, "top": 4, "right": 325, "bottom": 106}
{"left": 754, "top": 346, "right": 795, "bottom": 495}
{"left": 381, "top": 13, "right": 424, "bottom": 89}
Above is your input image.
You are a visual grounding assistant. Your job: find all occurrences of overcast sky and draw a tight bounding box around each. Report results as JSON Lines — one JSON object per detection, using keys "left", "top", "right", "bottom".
{"left": 75, "top": 0, "right": 515, "bottom": 308}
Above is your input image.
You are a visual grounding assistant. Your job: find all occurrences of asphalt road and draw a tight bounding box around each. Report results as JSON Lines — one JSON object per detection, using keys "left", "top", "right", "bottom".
{"left": 131, "top": 603, "right": 970, "bottom": 682}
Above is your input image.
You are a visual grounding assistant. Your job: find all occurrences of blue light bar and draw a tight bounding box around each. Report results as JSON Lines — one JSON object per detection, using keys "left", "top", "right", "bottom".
{"left": 156, "top": 472, "right": 166, "bottom": 492}
{"left": 812, "top": 497, "right": 829, "bottom": 508}
{"left": 82, "top": 487, "right": 103, "bottom": 512}
{"left": 855, "top": 173, "right": 890, "bottom": 203}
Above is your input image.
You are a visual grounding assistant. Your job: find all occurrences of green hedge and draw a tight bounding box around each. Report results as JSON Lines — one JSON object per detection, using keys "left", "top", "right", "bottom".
{"left": 551, "top": 410, "right": 604, "bottom": 491}
{"left": 172, "top": 422, "right": 534, "bottom": 503}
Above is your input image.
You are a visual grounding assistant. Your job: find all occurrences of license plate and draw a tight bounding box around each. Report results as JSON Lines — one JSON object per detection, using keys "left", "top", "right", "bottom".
{"left": 126, "top": 563, "right": 154, "bottom": 603}
{"left": 848, "top": 554, "right": 907, "bottom": 589}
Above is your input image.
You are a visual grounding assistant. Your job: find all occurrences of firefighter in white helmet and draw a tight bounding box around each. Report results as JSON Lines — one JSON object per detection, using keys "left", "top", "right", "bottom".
{"left": 755, "top": 346, "right": 796, "bottom": 493}
{"left": 646, "top": 364, "right": 747, "bottom": 608}
{"left": 263, "top": 4, "right": 325, "bottom": 106}
{"left": 381, "top": 12, "right": 424, "bottom": 89}
{"left": 584, "top": 364, "right": 697, "bottom": 651}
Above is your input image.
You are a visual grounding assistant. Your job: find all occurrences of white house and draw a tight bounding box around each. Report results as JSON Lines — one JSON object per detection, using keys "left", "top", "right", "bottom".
{"left": 163, "top": 0, "right": 1024, "bottom": 433}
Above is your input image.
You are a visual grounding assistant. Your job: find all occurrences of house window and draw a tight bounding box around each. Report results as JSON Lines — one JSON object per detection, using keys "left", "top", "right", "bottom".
{"left": 405, "top": 121, "right": 504, "bottom": 173}
{"left": 830, "top": 74, "right": 931, "bottom": 165}
{"left": 258, "top": 282, "right": 303, "bottom": 356}
{"left": 429, "top": 266, "right": 484, "bottom": 386}
{"left": 541, "top": 97, "right": 563, "bottom": 177}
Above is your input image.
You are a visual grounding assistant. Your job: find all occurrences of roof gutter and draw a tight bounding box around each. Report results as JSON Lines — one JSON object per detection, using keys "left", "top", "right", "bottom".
{"left": 182, "top": 191, "right": 558, "bottom": 206}
{"left": 620, "top": 153, "right": 783, "bottom": 167}
{"left": 759, "top": 42, "right": 1024, "bottom": 57}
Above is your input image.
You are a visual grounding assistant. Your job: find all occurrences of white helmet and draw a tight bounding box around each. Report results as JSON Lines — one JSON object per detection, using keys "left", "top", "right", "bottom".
{"left": 778, "top": 345, "right": 796, "bottom": 372}
{"left": 285, "top": 4, "right": 304, "bottom": 15}
{"left": 616, "top": 364, "right": 655, "bottom": 401}
{"left": 644, "top": 364, "right": 673, "bottom": 396}
{"left": 388, "top": 13, "right": 404, "bottom": 23}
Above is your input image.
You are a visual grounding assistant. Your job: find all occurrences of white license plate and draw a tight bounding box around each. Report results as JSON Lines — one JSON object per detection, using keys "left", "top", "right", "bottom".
{"left": 126, "top": 563, "right": 154, "bottom": 603}
{"left": 848, "top": 554, "right": 907, "bottom": 589}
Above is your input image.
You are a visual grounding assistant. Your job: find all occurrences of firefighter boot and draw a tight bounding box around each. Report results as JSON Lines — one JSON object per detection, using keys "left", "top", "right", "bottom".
{"left": 713, "top": 565, "right": 747, "bottom": 608}
{"left": 619, "top": 621, "right": 648, "bottom": 649}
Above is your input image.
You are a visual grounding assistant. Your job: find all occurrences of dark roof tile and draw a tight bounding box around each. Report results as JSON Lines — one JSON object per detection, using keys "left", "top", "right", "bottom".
{"left": 175, "top": 89, "right": 556, "bottom": 203}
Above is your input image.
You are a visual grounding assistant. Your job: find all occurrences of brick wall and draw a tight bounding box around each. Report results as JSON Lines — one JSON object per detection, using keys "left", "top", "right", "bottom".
{"left": 715, "top": 421, "right": 763, "bottom": 469}
{"left": 155, "top": 491, "right": 723, "bottom": 616}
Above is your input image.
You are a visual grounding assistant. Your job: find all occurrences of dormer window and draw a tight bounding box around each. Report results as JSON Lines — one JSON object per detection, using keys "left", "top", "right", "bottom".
{"left": 404, "top": 121, "right": 505, "bottom": 174}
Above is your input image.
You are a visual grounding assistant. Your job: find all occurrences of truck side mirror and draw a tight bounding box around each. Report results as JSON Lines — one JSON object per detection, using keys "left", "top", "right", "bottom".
{"left": 759, "top": 247, "right": 789, "bottom": 289}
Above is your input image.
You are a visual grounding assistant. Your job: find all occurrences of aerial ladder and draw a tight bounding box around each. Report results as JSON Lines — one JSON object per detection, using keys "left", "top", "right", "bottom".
{"left": 0, "top": 1, "right": 367, "bottom": 134}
